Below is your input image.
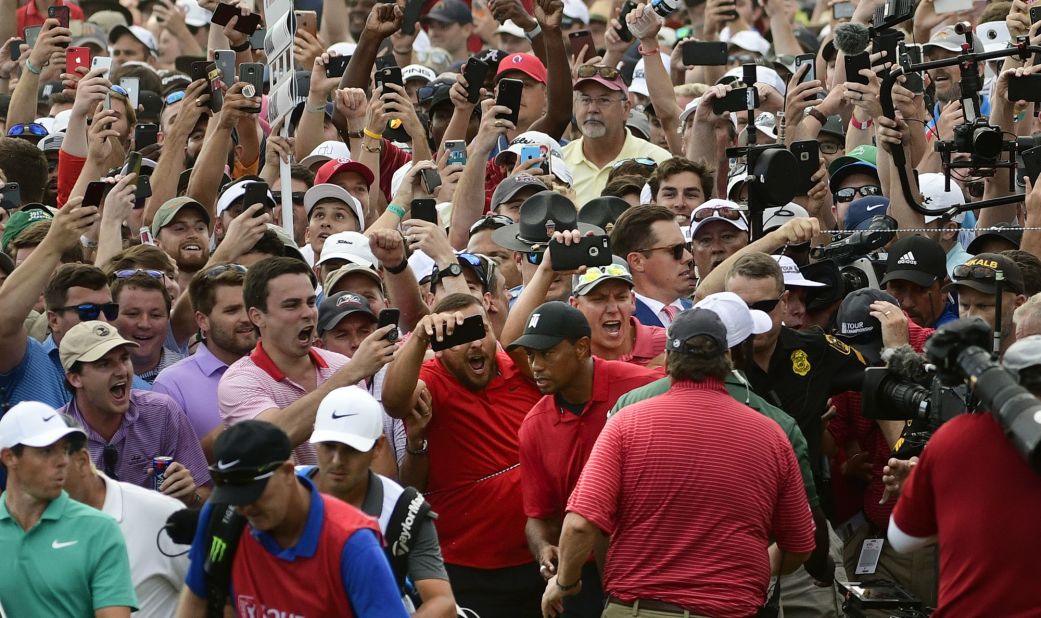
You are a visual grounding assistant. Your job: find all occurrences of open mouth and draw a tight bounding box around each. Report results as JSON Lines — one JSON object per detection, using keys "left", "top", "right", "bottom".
{"left": 467, "top": 355, "right": 486, "bottom": 373}
{"left": 298, "top": 325, "right": 314, "bottom": 343}
{"left": 602, "top": 320, "right": 623, "bottom": 336}
{"left": 110, "top": 381, "right": 128, "bottom": 401}
{"left": 533, "top": 375, "right": 550, "bottom": 389}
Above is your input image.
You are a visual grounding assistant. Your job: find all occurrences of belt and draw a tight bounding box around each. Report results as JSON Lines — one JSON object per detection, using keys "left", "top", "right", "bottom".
{"left": 607, "top": 596, "right": 701, "bottom": 615}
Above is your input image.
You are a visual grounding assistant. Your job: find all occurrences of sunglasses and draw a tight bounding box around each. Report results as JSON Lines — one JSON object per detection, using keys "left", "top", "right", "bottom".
{"left": 102, "top": 444, "right": 119, "bottom": 480}
{"left": 748, "top": 297, "right": 782, "bottom": 313}
{"left": 693, "top": 206, "right": 744, "bottom": 222}
{"left": 819, "top": 142, "right": 841, "bottom": 155}
{"left": 164, "top": 90, "right": 186, "bottom": 105}
{"left": 468, "top": 213, "right": 514, "bottom": 236}
{"left": 203, "top": 263, "right": 248, "bottom": 279}
{"left": 612, "top": 157, "right": 657, "bottom": 170}
{"left": 112, "top": 268, "right": 165, "bottom": 281}
{"left": 576, "top": 65, "right": 621, "bottom": 81}
{"left": 208, "top": 460, "right": 283, "bottom": 486}
{"left": 953, "top": 264, "right": 998, "bottom": 282}
{"left": 577, "top": 263, "right": 629, "bottom": 285}
{"left": 272, "top": 191, "right": 305, "bottom": 204}
{"left": 58, "top": 302, "right": 120, "bottom": 321}
{"left": 457, "top": 252, "right": 491, "bottom": 287}
{"left": 834, "top": 185, "right": 882, "bottom": 203}
{"left": 7, "top": 123, "right": 48, "bottom": 137}
{"left": 641, "top": 242, "right": 691, "bottom": 261}
{"left": 110, "top": 84, "right": 129, "bottom": 97}
{"left": 525, "top": 251, "right": 544, "bottom": 265}
{"left": 965, "top": 180, "right": 985, "bottom": 199}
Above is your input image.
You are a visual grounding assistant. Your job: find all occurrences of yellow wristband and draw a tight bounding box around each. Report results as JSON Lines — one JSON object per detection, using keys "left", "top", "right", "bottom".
{"left": 363, "top": 128, "right": 383, "bottom": 140}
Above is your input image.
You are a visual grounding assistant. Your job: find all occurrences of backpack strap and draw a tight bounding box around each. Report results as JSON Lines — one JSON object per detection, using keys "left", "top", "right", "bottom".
{"left": 384, "top": 486, "right": 433, "bottom": 591}
{"left": 203, "top": 503, "right": 248, "bottom": 618}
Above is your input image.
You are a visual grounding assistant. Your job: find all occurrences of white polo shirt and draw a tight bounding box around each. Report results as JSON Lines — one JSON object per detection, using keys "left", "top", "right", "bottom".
{"left": 100, "top": 473, "right": 189, "bottom": 618}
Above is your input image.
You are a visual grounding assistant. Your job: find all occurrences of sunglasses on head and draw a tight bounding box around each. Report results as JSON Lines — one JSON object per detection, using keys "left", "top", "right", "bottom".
{"left": 112, "top": 268, "right": 165, "bottom": 281}
{"left": 834, "top": 185, "right": 882, "bottom": 203}
{"left": 468, "top": 213, "right": 514, "bottom": 236}
{"left": 748, "top": 297, "right": 782, "bottom": 313}
{"left": 102, "top": 444, "right": 119, "bottom": 480}
{"left": 110, "top": 84, "right": 129, "bottom": 97}
{"left": 7, "top": 123, "right": 48, "bottom": 137}
{"left": 272, "top": 191, "right": 305, "bottom": 204}
{"left": 208, "top": 460, "right": 283, "bottom": 486}
{"left": 203, "top": 263, "right": 247, "bottom": 279}
{"left": 577, "top": 263, "right": 629, "bottom": 285}
{"left": 576, "top": 65, "right": 621, "bottom": 81}
{"left": 612, "top": 157, "right": 657, "bottom": 170}
{"left": 641, "top": 242, "right": 691, "bottom": 261}
{"left": 164, "top": 90, "right": 186, "bottom": 105}
{"left": 693, "top": 206, "right": 744, "bottom": 223}
{"left": 58, "top": 302, "right": 120, "bottom": 321}
{"left": 953, "top": 264, "right": 997, "bottom": 282}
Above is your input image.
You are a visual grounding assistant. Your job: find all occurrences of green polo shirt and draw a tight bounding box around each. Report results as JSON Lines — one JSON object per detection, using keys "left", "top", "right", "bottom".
{"left": 0, "top": 490, "right": 138, "bottom": 616}
{"left": 609, "top": 371, "right": 820, "bottom": 508}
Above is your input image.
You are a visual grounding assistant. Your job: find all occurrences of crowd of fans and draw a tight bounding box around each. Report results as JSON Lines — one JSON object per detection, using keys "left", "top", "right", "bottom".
{"left": 1, "top": 0, "right": 1040, "bottom": 615}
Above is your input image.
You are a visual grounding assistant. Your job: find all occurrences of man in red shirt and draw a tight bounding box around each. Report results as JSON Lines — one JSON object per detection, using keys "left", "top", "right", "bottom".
{"left": 382, "top": 292, "right": 543, "bottom": 617}
{"left": 17, "top": 0, "right": 83, "bottom": 39}
{"left": 506, "top": 301, "right": 659, "bottom": 617}
{"left": 543, "top": 309, "right": 816, "bottom": 618}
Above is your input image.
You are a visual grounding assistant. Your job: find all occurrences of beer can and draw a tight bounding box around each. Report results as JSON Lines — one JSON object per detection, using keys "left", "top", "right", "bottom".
{"left": 152, "top": 456, "right": 173, "bottom": 491}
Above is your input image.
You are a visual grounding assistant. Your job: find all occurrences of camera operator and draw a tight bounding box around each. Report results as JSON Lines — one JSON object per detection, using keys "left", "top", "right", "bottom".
{"left": 887, "top": 331, "right": 1041, "bottom": 616}
{"left": 949, "top": 253, "right": 1027, "bottom": 357}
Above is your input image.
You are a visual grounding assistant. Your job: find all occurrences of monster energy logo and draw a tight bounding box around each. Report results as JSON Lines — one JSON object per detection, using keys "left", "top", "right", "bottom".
{"left": 209, "top": 536, "right": 229, "bottom": 563}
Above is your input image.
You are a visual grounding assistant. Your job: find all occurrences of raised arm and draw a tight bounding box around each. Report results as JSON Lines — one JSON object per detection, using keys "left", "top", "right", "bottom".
{"left": 448, "top": 99, "right": 513, "bottom": 249}
{"left": 527, "top": 0, "right": 572, "bottom": 139}
{"left": 383, "top": 312, "right": 469, "bottom": 418}
{"left": 145, "top": 79, "right": 210, "bottom": 226}
{"left": 8, "top": 19, "right": 69, "bottom": 126}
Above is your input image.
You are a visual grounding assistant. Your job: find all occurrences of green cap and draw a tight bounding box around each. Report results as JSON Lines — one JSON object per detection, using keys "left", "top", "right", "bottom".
{"left": 150, "top": 197, "right": 210, "bottom": 238}
{"left": 1, "top": 207, "right": 53, "bottom": 251}
{"left": 827, "top": 144, "right": 878, "bottom": 176}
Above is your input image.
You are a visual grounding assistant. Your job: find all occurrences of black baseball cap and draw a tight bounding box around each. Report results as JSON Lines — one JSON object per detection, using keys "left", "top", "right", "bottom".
{"left": 967, "top": 223, "right": 1022, "bottom": 254}
{"left": 420, "top": 0, "right": 473, "bottom": 24}
{"left": 506, "top": 301, "right": 591, "bottom": 351}
{"left": 317, "top": 292, "right": 375, "bottom": 335}
{"left": 836, "top": 289, "right": 900, "bottom": 364}
{"left": 666, "top": 308, "right": 729, "bottom": 354}
{"left": 880, "top": 236, "right": 947, "bottom": 288}
{"left": 950, "top": 253, "right": 1025, "bottom": 296}
{"left": 210, "top": 421, "right": 292, "bottom": 505}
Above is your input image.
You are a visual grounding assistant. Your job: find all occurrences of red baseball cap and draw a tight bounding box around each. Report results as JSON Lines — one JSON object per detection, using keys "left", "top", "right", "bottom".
{"left": 315, "top": 158, "right": 375, "bottom": 187}
{"left": 575, "top": 71, "right": 629, "bottom": 96}
{"left": 496, "top": 53, "right": 547, "bottom": 84}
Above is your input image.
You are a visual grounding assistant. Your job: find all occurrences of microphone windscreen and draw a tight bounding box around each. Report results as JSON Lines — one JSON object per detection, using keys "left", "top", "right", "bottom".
{"left": 164, "top": 508, "right": 202, "bottom": 545}
{"left": 834, "top": 22, "right": 872, "bottom": 56}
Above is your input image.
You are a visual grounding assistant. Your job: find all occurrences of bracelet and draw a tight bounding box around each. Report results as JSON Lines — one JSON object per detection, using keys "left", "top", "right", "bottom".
{"left": 850, "top": 115, "right": 873, "bottom": 130}
{"left": 190, "top": 492, "right": 202, "bottom": 506}
{"left": 362, "top": 141, "right": 382, "bottom": 153}
{"left": 386, "top": 253, "right": 410, "bottom": 274}
{"left": 406, "top": 439, "right": 428, "bottom": 455}
{"left": 387, "top": 203, "right": 406, "bottom": 218}
{"left": 347, "top": 129, "right": 364, "bottom": 139}
{"left": 363, "top": 128, "right": 383, "bottom": 140}
{"left": 556, "top": 578, "right": 580, "bottom": 591}
{"left": 524, "top": 22, "right": 542, "bottom": 40}
{"left": 393, "top": 48, "right": 411, "bottom": 55}
{"left": 231, "top": 40, "right": 251, "bottom": 52}
{"left": 638, "top": 43, "right": 659, "bottom": 57}
{"left": 24, "top": 57, "right": 42, "bottom": 75}
{"left": 806, "top": 107, "right": 827, "bottom": 125}
{"left": 304, "top": 102, "right": 326, "bottom": 114}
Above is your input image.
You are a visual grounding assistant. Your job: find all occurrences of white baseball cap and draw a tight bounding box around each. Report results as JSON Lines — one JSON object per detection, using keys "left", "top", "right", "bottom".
{"left": 694, "top": 291, "right": 772, "bottom": 348}
{"left": 304, "top": 184, "right": 366, "bottom": 229}
{"left": 918, "top": 173, "right": 966, "bottom": 224}
{"left": 691, "top": 198, "right": 749, "bottom": 238}
{"left": 727, "top": 30, "right": 771, "bottom": 56}
{"left": 0, "top": 401, "right": 86, "bottom": 450}
{"left": 216, "top": 178, "right": 274, "bottom": 216}
{"left": 493, "top": 131, "right": 565, "bottom": 166}
{"left": 177, "top": 0, "right": 212, "bottom": 28}
{"left": 309, "top": 386, "right": 385, "bottom": 452}
{"left": 317, "top": 231, "right": 379, "bottom": 269}
{"left": 301, "top": 140, "right": 352, "bottom": 169}
{"left": 773, "top": 255, "right": 826, "bottom": 287}
{"left": 402, "top": 64, "right": 437, "bottom": 84}
{"left": 496, "top": 20, "right": 527, "bottom": 39}
{"left": 630, "top": 54, "right": 672, "bottom": 98}
{"left": 562, "top": 0, "right": 589, "bottom": 24}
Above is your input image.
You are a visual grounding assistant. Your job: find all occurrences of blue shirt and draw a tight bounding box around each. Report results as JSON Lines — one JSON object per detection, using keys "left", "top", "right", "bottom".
{"left": 933, "top": 296, "right": 959, "bottom": 328}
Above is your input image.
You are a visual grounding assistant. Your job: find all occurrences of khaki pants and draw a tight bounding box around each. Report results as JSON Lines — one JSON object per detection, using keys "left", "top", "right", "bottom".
{"left": 776, "top": 521, "right": 847, "bottom": 618}
{"left": 842, "top": 518, "right": 938, "bottom": 608}
{"left": 601, "top": 601, "right": 711, "bottom": 618}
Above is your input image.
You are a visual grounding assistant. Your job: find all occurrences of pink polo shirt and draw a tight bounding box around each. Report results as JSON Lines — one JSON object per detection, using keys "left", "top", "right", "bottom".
{"left": 618, "top": 317, "right": 667, "bottom": 367}
{"left": 218, "top": 341, "right": 349, "bottom": 464}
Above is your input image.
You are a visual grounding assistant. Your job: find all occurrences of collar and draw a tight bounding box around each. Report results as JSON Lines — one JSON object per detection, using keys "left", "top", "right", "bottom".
{"left": 589, "top": 358, "right": 610, "bottom": 404}
{"left": 67, "top": 390, "right": 140, "bottom": 435}
{"left": 669, "top": 377, "right": 728, "bottom": 394}
{"left": 359, "top": 470, "right": 383, "bottom": 518}
{"left": 99, "top": 473, "right": 122, "bottom": 523}
{"left": 250, "top": 475, "right": 324, "bottom": 559}
{"left": 634, "top": 292, "right": 683, "bottom": 316}
{"left": 42, "top": 334, "right": 58, "bottom": 355}
{"left": 628, "top": 317, "right": 663, "bottom": 359}
{"left": 250, "top": 340, "right": 329, "bottom": 382}
{"left": 195, "top": 343, "right": 230, "bottom": 376}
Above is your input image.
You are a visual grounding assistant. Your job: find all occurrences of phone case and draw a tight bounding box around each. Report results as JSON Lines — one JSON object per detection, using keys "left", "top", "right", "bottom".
{"left": 134, "top": 123, "right": 159, "bottom": 149}
{"left": 845, "top": 53, "right": 871, "bottom": 85}
{"left": 569, "top": 31, "right": 595, "bottom": 60}
{"left": 411, "top": 199, "right": 438, "bottom": 224}
{"left": 430, "top": 315, "right": 486, "bottom": 351}
{"left": 683, "top": 41, "right": 728, "bottom": 66}
{"left": 67, "top": 47, "right": 90, "bottom": 74}
{"left": 295, "top": 11, "right": 317, "bottom": 36}
{"left": 48, "top": 5, "right": 70, "bottom": 27}
{"left": 375, "top": 66, "right": 403, "bottom": 91}
{"left": 400, "top": 0, "right": 424, "bottom": 35}
{"left": 496, "top": 78, "right": 523, "bottom": 126}
{"left": 378, "top": 309, "right": 400, "bottom": 341}
{"left": 1008, "top": 75, "right": 1041, "bottom": 102}
{"left": 212, "top": 3, "right": 261, "bottom": 33}
{"left": 242, "top": 182, "right": 271, "bottom": 211}
{"left": 794, "top": 53, "right": 815, "bottom": 83}
{"left": 463, "top": 58, "right": 489, "bottom": 104}
{"left": 325, "top": 56, "right": 349, "bottom": 78}
{"left": 617, "top": 0, "right": 636, "bottom": 41}
{"left": 25, "top": 27, "right": 41, "bottom": 49}
{"left": 549, "top": 236, "right": 612, "bottom": 271}
{"left": 446, "top": 141, "right": 467, "bottom": 166}
{"left": 791, "top": 140, "right": 820, "bottom": 195}
{"left": 214, "top": 50, "right": 236, "bottom": 83}
{"left": 120, "top": 77, "right": 140, "bottom": 109}
{"left": 712, "top": 87, "right": 758, "bottom": 114}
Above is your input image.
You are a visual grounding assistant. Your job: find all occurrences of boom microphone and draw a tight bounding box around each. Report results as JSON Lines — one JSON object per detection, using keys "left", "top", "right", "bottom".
{"left": 834, "top": 22, "right": 871, "bottom": 55}
{"left": 883, "top": 345, "right": 932, "bottom": 384}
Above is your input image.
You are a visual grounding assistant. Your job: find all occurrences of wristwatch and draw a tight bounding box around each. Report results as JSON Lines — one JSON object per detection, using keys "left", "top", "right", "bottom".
{"left": 436, "top": 263, "right": 463, "bottom": 284}
{"left": 406, "top": 439, "right": 428, "bottom": 455}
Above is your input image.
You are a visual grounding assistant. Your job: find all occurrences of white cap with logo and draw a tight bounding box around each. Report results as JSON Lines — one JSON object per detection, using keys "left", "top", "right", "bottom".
{"left": 309, "top": 386, "right": 385, "bottom": 453}
{"left": 0, "top": 401, "right": 86, "bottom": 450}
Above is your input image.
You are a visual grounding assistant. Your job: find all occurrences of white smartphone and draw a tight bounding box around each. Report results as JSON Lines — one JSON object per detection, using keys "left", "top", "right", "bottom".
{"left": 91, "top": 55, "right": 112, "bottom": 77}
{"left": 214, "top": 49, "right": 236, "bottom": 84}
{"left": 933, "top": 0, "right": 972, "bottom": 15}
{"left": 120, "top": 76, "right": 139, "bottom": 110}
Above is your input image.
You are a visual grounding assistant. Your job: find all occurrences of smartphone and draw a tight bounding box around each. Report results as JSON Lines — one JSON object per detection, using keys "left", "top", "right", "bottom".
{"left": 495, "top": 78, "right": 523, "bottom": 126}
{"left": 901, "top": 44, "right": 924, "bottom": 93}
{"left": 844, "top": 52, "right": 871, "bottom": 85}
{"left": 712, "top": 86, "right": 759, "bottom": 114}
{"left": 421, "top": 168, "right": 442, "bottom": 194}
{"left": 375, "top": 54, "right": 397, "bottom": 70}
{"left": 445, "top": 140, "right": 467, "bottom": 167}
{"left": 682, "top": 41, "right": 728, "bottom": 66}
{"left": 174, "top": 55, "right": 203, "bottom": 75}
{"left": 125, "top": 151, "right": 143, "bottom": 178}
{"left": 25, "top": 26, "right": 42, "bottom": 49}
{"left": 239, "top": 62, "right": 264, "bottom": 111}
{"left": 8, "top": 39, "right": 22, "bottom": 62}
{"left": 411, "top": 198, "right": 438, "bottom": 224}
{"left": 132, "top": 123, "right": 158, "bottom": 150}
{"left": 934, "top": 0, "right": 972, "bottom": 15}
{"left": 82, "top": 181, "right": 109, "bottom": 208}
{"left": 430, "top": 313, "right": 486, "bottom": 351}
{"left": 120, "top": 76, "right": 140, "bottom": 110}
{"left": 520, "top": 145, "right": 541, "bottom": 164}
{"left": 250, "top": 27, "right": 266, "bottom": 49}
{"left": 0, "top": 182, "right": 20, "bottom": 210}
{"left": 48, "top": 5, "right": 70, "bottom": 28}
{"left": 400, "top": 0, "right": 425, "bottom": 36}
{"left": 192, "top": 61, "right": 223, "bottom": 112}
{"left": 833, "top": 1, "right": 855, "bottom": 19}
{"left": 1021, "top": 145, "right": 1041, "bottom": 185}
{"left": 294, "top": 10, "right": 317, "bottom": 36}
{"left": 1008, "top": 74, "right": 1041, "bottom": 102}
{"left": 791, "top": 140, "right": 820, "bottom": 195}
{"left": 568, "top": 30, "right": 595, "bottom": 61}
{"left": 1032, "top": 5, "right": 1041, "bottom": 24}
{"left": 378, "top": 308, "right": 400, "bottom": 342}
{"left": 91, "top": 55, "right": 112, "bottom": 78}
{"left": 214, "top": 49, "right": 236, "bottom": 83}
{"left": 616, "top": 0, "right": 637, "bottom": 41}
{"left": 463, "top": 57, "right": 489, "bottom": 104}
{"left": 549, "top": 235, "right": 613, "bottom": 271}
{"left": 211, "top": 2, "right": 261, "bottom": 33}
{"left": 294, "top": 70, "right": 311, "bottom": 98}
{"left": 873, "top": 29, "right": 902, "bottom": 69}
{"left": 66, "top": 47, "right": 90, "bottom": 76}
{"left": 374, "top": 66, "right": 403, "bottom": 92}
{"left": 242, "top": 180, "right": 271, "bottom": 213}
{"left": 325, "top": 55, "right": 350, "bottom": 78}
{"left": 794, "top": 52, "right": 816, "bottom": 85}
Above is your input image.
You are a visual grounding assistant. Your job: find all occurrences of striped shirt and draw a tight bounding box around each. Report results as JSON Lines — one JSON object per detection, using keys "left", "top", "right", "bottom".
{"left": 218, "top": 341, "right": 349, "bottom": 465}
{"left": 61, "top": 391, "right": 211, "bottom": 491}
{"left": 568, "top": 378, "right": 815, "bottom": 617}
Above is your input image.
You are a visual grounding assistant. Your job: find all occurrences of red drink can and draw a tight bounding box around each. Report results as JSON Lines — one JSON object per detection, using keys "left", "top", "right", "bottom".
{"left": 152, "top": 456, "right": 173, "bottom": 491}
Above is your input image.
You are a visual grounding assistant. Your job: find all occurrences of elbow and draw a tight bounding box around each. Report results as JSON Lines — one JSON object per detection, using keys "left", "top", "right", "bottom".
{"left": 779, "top": 550, "right": 811, "bottom": 575}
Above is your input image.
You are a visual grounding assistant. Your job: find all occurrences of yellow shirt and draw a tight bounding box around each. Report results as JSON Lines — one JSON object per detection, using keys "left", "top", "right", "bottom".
{"left": 562, "top": 130, "right": 673, "bottom": 207}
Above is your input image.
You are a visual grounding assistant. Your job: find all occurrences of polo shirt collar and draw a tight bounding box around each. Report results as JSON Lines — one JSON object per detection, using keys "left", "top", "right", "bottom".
{"left": 360, "top": 470, "right": 383, "bottom": 518}
{"left": 670, "top": 376, "right": 727, "bottom": 394}
{"left": 0, "top": 490, "right": 70, "bottom": 524}
{"left": 43, "top": 334, "right": 58, "bottom": 357}
{"left": 99, "top": 473, "right": 123, "bottom": 523}
{"left": 68, "top": 393, "right": 140, "bottom": 441}
{"left": 250, "top": 340, "right": 329, "bottom": 382}
{"left": 251, "top": 475, "right": 324, "bottom": 560}
{"left": 629, "top": 317, "right": 658, "bottom": 359}
{"left": 195, "top": 343, "right": 229, "bottom": 377}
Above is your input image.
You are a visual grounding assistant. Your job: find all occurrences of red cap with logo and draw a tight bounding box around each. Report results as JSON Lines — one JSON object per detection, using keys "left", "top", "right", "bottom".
{"left": 315, "top": 158, "right": 375, "bottom": 187}
{"left": 496, "top": 52, "right": 548, "bottom": 84}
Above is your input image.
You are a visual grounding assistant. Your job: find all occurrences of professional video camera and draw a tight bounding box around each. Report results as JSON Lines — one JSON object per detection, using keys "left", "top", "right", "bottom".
{"left": 809, "top": 215, "right": 895, "bottom": 294}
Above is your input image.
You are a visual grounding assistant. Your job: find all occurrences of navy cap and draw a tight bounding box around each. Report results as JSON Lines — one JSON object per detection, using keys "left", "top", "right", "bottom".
{"left": 845, "top": 196, "right": 889, "bottom": 231}
{"left": 421, "top": 0, "right": 473, "bottom": 24}
{"left": 667, "top": 308, "right": 729, "bottom": 355}
{"left": 836, "top": 288, "right": 900, "bottom": 364}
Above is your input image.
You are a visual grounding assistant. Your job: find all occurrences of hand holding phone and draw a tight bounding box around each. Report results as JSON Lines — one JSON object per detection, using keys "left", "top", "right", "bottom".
{"left": 682, "top": 41, "right": 728, "bottom": 67}
{"left": 549, "top": 235, "right": 613, "bottom": 271}
{"left": 411, "top": 198, "right": 438, "bottom": 224}
{"left": 429, "top": 314, "right": 486, "bottom": 351}
{"left": 462, "top": 57, "right": 489, "bottom": 104}
{"left": 378, "top": 309, "right": 400, "bottom": 342}
{"left": 495, "top": 78, "right": 523, "bottom": 126}
{"left": 844, "top": 52, "right": 871, "bottom": 86}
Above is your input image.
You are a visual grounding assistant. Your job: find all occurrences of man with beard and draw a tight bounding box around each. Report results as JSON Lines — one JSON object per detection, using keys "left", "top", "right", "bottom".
{"left": 950, "top": 253, "right": 1027, "bottom": 357}
{"left": 923, "top": 27, "right": 988, "bottom": 135}
{"left": 505, "top": 300, "right": 659, "bottom": 616}
{"left": 218, "top": 257, "right": 397, "bottom": 465}
{"left": 152, "top": 197, "right": 211, "bottom": 292}
{"left": 382, "top": 293, "right": 544, "bottom": 617}
{"left": 609, "top": 205, "right": 695, "bottom": 328}
{"left": 563, "top": 68, "right": 671, "bottom": 205}
{"left": 154, "top": 263, "right": 254, "bottom": 460}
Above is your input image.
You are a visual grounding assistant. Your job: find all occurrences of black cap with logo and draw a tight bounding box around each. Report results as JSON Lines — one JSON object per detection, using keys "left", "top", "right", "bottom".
{"left": 317, "top": 292, "right": 376, "bottom": 336}
{"left": 667, "top": 308, "right": 729, "bottom": 354}
{"left": 836, "top": 288, "right": 900, "bottom": 364}
{"left": 950, "top": 253, "right": 1025, "bottom": 295}
{"left": 880, "top": 236, "right": 947, "bottom": 288}
{"left": 506, "top": 301, "right": 591, "bottom": 351}
{"left": 209, "top": 421, "right": 292, "bottom": 505}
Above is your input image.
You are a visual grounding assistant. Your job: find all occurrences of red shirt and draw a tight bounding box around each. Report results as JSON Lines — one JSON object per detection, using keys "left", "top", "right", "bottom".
{"left": 418, "top": 349, "right": 541, "bottom": 568}
{"left": 619, "top": 318, "right": 667, "bottom": 367}
{"left": 519, "top": 358, "right": 660, "bottom": 519}
{"left": 56, "top": 149, "right": 86, "bottom": 208}
{"left": 380, "top": 142, "right": 412, "bottom": 204}
{"left": 828, "top": 390, "right": 892, "bottom": 528}
{"left": 17, "top": 0, "right": 84, "bottom": 39}
{"left": 892, "top": 413, "right": 1041, "bottom": 617}
{"left": 567, "top": 378, "right": 816, "bottom": 616}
